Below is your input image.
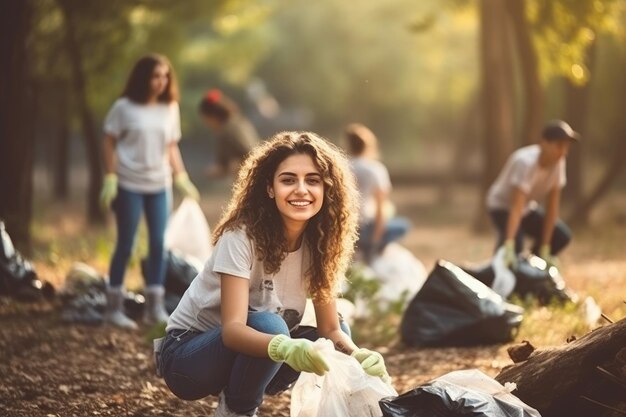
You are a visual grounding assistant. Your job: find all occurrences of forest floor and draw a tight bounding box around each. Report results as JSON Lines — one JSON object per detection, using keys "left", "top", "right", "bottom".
{"left": 1, "top": 183, "right": 625, "bottom": 416}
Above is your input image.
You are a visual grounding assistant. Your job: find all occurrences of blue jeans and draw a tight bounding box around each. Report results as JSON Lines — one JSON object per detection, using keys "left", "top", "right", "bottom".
{"left": 109, "top": 186, "right": 169, "bottom": 287}
{"left": 489, "top": 208, "right": 572, "bottom": 255}
{"left": 357, "top": 217, "right": 410, "bottom": 257}
{"left": 159, "top": 311, "right": 351, "bottom": 414}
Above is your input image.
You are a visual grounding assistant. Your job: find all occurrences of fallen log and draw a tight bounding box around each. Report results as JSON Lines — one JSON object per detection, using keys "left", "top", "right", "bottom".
{"left": 496, "top": 318, "right": 626, "bottom": 417}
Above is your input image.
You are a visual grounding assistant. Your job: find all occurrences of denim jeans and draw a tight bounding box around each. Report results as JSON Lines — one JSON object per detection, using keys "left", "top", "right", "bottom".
{"left": 159, "top": 311, "right": 351, "bottom": 415}
{"left": 357, "top": 217, "right": 411, "bottom": 257}
{"left": 109, "top": 186, "right": 169, "bottom": 287}
{"left": 489, "top": 208, "right": 572, "bottom": 255}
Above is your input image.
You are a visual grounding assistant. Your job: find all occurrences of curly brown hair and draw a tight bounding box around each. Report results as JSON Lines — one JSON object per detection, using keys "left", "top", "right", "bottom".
{"left": 213, "top": 131, "right": 359, "bottom": 303}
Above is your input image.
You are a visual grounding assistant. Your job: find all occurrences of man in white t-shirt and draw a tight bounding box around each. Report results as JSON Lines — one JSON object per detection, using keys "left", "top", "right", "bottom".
{"left": 486, "top": 120, "right": 580, "bottom": 268}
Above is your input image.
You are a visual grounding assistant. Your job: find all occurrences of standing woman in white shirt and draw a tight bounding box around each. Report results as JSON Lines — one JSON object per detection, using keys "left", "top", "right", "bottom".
{"left": 99, "top": 54, "right": 199, "bottom": 329}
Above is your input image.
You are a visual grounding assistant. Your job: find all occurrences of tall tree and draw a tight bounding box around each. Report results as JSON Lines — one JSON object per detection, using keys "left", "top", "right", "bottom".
{"left": 476, "top": 0, "right": 516, "bottom": 229}
{"left": 506, "top": 0, "right": 544, "bottom": 146}
{"left": 0, "top": 0, "right": 36, "bottom": 250}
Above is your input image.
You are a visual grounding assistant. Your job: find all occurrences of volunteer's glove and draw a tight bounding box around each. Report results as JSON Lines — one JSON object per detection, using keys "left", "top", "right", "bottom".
{"left": 351, "top": 348, "right": 390, "bottom": 381}
{"left": 174, "top": 172, "right": 199, "bottom": 201}
{"left": 503, "top": 239, "right": 518, "bottom": 270}
{"left": 268, "top": 334, "right": 329, "bottom": 376}
{"left": 539, "top": 244, "right": 556, "bottom": 268}
{"left": 99, "top": 173, "right": 118, "bottom": 210}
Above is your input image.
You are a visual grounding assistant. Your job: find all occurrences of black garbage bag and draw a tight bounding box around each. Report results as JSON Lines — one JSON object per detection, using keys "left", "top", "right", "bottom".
{"left": 379, "top": 370, "right": 541, "bottom": 417}
{"left": 400, "top": 260, "right": 524, "bottom": 347}
{"left": 0, "top": 220, "right": 53, "bottom": 302}
{"left": 141, "top": 250, "right": 201, "bottom": 313}
{"left": 463, "top": 255, "right": 575, "bottom": 305}
{"left": 59, "top": 264, "right": 146, "bottom": 324}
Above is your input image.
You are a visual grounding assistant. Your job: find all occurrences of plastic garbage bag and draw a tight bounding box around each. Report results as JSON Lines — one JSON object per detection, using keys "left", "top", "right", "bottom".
{"left": 370, "top": 243, "right": 427, "bottom": 306}
{"left": 60, "top": 263, "right": 145, "bottom": 324}
{"left": 0, "top": 220, "right": 53, "bottom": 301}
{"left": 379, "top": 369, "right": 541, "bottom": 417}
{"left": 401, "top": 260, "right": 524, "bottom": 347}
{"left": 463, "top": 254, "right": 575, "bottom": 305}
{"left": 290, "top": 339, "right": 397, "bottom": 417}
{"left": 141, "top": 250, "right": 202, "bottom": 298}
{"left": 164, "top": 197, "right": 212, "bottom": 263}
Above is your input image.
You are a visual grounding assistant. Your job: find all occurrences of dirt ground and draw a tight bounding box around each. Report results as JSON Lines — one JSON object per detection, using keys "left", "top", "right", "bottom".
{"left": 1, "top": 184, "right": 625, "bottom": 416}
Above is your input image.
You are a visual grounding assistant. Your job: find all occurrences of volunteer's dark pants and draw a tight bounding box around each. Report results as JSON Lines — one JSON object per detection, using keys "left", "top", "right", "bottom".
{"left": 489, "top": 208, "right": 572, "bottom": 255}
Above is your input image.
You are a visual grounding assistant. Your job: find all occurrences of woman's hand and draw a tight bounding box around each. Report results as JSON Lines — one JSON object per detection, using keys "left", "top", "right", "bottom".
{"left": 351, "top": 348, "right": 390, "bottom": 381}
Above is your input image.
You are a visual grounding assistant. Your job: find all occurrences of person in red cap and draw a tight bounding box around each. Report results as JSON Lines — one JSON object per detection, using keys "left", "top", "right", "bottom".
{"left": 486, "top": 119, "right": 580, "bottom": 269}
{"left": 199, "top": 90, "right": 260, "bottom": 178}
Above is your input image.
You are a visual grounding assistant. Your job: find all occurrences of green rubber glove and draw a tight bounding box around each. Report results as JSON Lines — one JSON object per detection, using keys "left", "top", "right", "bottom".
{"left": 539, "top": 244, "right": 555, "bottom": 268}
{"left": 503, "top": 239, "right": 518, "bottom": 270}
{"left": 351, "top": 348, "right": 389, "bottom": 379}
{"left": 174, "top": 172, "right": 199, "bottom": 201}
{"left": 99, "top": 173, "right": 118, "bottom": 210}
{"left": 268, "top": 334, "right": 329, "bottom": 376}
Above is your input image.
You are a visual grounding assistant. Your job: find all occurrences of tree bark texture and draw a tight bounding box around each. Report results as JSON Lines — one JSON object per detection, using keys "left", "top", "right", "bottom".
{"left": 506, "top": 0, "right": 544, "bottom": 147}
{"left": 563, "top": 42, "right": 596, "bottom": 205}
{"left": 57, "top": 0, "right": 105, "bottom": 223}
{"left": 0, "top": 0, "right": 35, "bottom": 251}
{"left": 475, "top": 0, "right": 516, "bottom": 231}
{"left": 496, "top": 319, "right": 626, "bottom": 417}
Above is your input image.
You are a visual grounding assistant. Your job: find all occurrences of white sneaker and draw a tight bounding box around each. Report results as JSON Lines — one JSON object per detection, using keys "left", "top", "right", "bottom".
{"left": 215, "top": 391, "right": 258, "bottom": 417}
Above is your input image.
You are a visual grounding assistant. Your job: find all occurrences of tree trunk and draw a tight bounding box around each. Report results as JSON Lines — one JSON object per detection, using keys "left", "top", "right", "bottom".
{"left": 53, "top": 82, "right": 70, "bottom": 201}
{"left": 0, "top": 0, "right": 35, "bottom": 251}
{"left": 568, "top": 132, "right": 626, "bottom": 226}
{"left": 57, "top": 0, "right": 105, "bottom": 223}
{"left": 563, "top": 42, "right": 596, "bottom": 206}
{"left": 475, "top": 0, "right": 516, "bottom": 231}
{"left": 568, "top": 44, "right": 625, "bottom": 227}
{"left": 496, "top": 319, "right": 626, "bottom": 417}
{"left": 506, "top": 0, "right": 544, "bottom": 147}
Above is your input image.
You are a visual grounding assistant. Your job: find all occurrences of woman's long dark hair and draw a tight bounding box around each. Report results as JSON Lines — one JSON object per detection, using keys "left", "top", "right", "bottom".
{"left": 122, "top": 53, "right": 179, "bottom": 104}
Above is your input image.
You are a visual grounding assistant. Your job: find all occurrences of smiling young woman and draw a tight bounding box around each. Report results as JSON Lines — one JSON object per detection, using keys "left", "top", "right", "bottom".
{"left": 156, "top": 132, "right": 390, "bottom": 417}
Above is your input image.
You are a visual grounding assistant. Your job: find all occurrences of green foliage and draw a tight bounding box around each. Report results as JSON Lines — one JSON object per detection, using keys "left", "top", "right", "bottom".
{"left": 144, "top": 321, "right": 167, "bottom": 346}
{"left": 529, "top": 0, "right": 624, "bottom": 84}
{"left": 343, "top": 265, "right": 411, "bottom": 346}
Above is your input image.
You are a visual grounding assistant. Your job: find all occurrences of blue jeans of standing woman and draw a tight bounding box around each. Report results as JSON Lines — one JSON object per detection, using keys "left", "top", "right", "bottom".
{"left": 159, "top": 311, "right": 351, "bottom": 415}
{"left": 357, "top": 217, "right": 411, "bottom": 259}
{"left": 489, "top": 207, "right": 572, "bottom": 255}
{"left": 109, "top": 186, "right": 169, "bottom": 287}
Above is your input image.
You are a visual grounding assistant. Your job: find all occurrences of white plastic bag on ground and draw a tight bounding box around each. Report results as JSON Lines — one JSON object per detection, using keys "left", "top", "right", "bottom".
{"left": 290, "top": 339, "right": 397, "bottom": 417}
{"left": 164, "top": 198, "right": 212, "bottom": 263}
{"left": 370, "top": 243, "right": 427, "bottom": 306}
{"left": 491, "top": 247, "right": 517, "bottom": 298}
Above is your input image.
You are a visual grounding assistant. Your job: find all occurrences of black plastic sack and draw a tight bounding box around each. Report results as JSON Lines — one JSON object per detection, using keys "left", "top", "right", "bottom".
{"left": 59, "top": 265, "right": 145, "bottom": 324}
{"left": 0, "top": 220, "right": 53, "bottom": 301}
{"left": 400, "top": 260, "right": 524, "bottom": 347}
{"left": 463, "top": 255, "right": 574, "bottom": 305}
{"left": 379, "top": 370, "right": 541, "bottom": 417}
{"left": 140, "top": 250, "right": 200, "bottom": 314}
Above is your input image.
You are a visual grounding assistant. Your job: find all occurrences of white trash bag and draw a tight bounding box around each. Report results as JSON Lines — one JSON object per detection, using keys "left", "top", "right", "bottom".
{"left": 290, "top": 339, "right": 397, "bottom": 417}
{"left": 164, "top": 197, "right": 212, "bottom": 263}
{"left": 370, "top": 243, "right": 427, "bottom": 306}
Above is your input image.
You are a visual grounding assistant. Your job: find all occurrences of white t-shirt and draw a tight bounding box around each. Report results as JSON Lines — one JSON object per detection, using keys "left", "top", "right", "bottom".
{"left": 166, "top": 228, "right": 308, "bottom": 333}
{"left": 103, "top": 97, "right": 181, "bottom": 193}
{"left": 486, "top": 144, "right": 566, "bottom": 213}
{"left": 350, "top": 157, "right": 392, "bottom": 224}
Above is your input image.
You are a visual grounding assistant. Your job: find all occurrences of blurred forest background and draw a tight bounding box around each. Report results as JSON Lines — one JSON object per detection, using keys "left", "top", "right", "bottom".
{"left": 1, "top": 0, "right": 626, "bottom": 250}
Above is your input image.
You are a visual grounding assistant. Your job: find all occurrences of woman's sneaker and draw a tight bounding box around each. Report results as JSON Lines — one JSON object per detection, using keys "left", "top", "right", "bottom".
{"left": 215, "top": 391, "right": 258, "bottom": 417}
